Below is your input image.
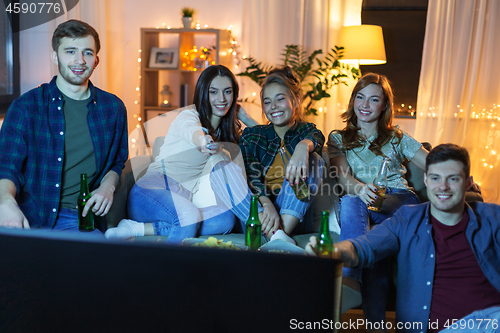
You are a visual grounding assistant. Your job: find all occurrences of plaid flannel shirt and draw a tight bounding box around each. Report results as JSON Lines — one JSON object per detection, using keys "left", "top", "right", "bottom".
{"left": 239, "top": 122, "right": 324, "bottom": 198}
{"left": 0, "top": 76, "right": 128, "bottom": 228}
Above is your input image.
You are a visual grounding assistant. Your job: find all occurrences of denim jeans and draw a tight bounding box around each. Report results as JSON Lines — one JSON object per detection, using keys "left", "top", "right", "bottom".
{"left": 272, "top": 152, "right": 324, "bottom": 235}
{"left": 438, "top": 306, "right": 500, "bottom": 333}
{"left": 128, "top": 159, "right": 255, "bottom": 244}
{"left": 339, "top": 188, "right": 420, "bottom": 325}
{"left": 53, "top": 208, "right": 103, "bottom": 235}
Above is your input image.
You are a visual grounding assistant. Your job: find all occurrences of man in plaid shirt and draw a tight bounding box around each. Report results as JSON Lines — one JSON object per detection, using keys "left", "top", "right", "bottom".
{"left": 0, "top": 20, "right": 128, "bottom": 231}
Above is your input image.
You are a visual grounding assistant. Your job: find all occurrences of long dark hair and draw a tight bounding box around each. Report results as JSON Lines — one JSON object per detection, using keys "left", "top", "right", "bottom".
{"left": 339, "top": 73, "right": 401, "bottom": 156}
{"left": 193, "top": 65, "right": 241, "bottom": 144}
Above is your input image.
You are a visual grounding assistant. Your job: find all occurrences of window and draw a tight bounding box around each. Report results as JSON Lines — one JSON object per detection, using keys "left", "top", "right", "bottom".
{"left": 361, "top": 0, "right": 428, "bottom": 118}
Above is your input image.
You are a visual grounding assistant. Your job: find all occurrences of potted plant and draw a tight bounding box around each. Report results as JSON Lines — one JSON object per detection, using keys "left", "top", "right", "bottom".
{"left": 237, "top": 44, "right": 361, "bottom": 116}
{"left": 181, "top": 7, "right": 195, "bottom": 29}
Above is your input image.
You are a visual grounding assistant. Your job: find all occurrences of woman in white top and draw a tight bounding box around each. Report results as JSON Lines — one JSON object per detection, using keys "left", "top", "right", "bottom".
{"left": 106, "top": 65, "right": 252, "bottom": 243}
{"left": 327, "top": 73, "right": 428, "bottom": 322}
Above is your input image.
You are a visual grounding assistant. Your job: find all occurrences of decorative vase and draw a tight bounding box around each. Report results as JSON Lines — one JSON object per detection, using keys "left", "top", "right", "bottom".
{"left": 182, "top": 17, "right": 193, "bottom": 29}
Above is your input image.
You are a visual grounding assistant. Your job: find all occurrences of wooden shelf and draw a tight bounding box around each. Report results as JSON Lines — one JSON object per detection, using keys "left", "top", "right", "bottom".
{"left": 140, "top": 27, "right": 232, "bottom": 123}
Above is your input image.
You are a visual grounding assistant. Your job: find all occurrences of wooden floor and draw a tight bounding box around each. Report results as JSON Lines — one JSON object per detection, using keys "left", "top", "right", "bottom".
{"left": 339, "top": 309, "right": 396, "bottom": 333}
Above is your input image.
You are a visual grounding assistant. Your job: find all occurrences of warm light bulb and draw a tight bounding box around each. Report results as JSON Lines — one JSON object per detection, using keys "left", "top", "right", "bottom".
{"left": 138, "top": 117, "right": 142, "bottom": 121}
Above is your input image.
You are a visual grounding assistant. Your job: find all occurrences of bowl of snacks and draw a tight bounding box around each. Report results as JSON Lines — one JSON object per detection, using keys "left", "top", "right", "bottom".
{"left": 182, "top": 236, "right": 248, "bottom": 251}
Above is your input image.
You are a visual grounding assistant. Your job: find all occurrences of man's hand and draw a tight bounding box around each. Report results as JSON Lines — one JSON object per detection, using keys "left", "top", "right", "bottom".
{"left": 305, "top": 236, "right": 359, "bottom": 266}
{"left": 0, "top": 179, "right": 30, "bottom": 229}
{"left": 81, "top": 171, "right": 119, "bottom": 217}
{"left": 305, "top": 235, "right": 318, "bottom": 256}
{"left": 83, "top": 184, "right": 114, "bottom": 217}
{"left": 0, "top": 200, "right": 30, "bottom": 229}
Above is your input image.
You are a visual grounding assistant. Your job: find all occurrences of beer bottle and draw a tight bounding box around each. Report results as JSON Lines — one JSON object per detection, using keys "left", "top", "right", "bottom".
{"left": 315, "top": 210, "right": 333, "bottom": 258}
{"left": 78, "top": 173, "right": 95, "bottom": 232}
{"left": 368, "top": 157, "right": 390, "bottom": 212}
{"left": 278, "top": 146, "right": 309, "bottom": 200}
{"left": 245, "top": 195, "right": 262, "bottom": 251}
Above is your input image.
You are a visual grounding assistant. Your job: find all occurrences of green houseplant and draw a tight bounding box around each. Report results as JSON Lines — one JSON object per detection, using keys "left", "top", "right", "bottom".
{"left": 237, "top": 44, "right": 361, "bottom": 115}
{"left": 181, "top": 7, "right": 195, "bottom": 17}
{"left": 181, "top": 7, "right": 195, "bottom": 29}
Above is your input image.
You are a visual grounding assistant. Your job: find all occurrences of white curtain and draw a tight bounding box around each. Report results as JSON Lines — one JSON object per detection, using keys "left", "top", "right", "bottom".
{"left": 415, "top": 0, "right": 500, "bottom": 204}
{"left": 239, "top": 0, "right": 363, "bottom": 134}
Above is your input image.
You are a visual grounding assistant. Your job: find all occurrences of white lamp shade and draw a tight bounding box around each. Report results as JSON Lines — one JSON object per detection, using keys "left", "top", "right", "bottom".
{"left": 339, "top": 25, "right": 387, "bottom": 65}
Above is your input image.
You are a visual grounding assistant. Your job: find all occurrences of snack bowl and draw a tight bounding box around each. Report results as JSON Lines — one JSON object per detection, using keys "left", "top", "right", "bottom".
{"left": 182, "top": 237, "right": 248, "bottom": 251}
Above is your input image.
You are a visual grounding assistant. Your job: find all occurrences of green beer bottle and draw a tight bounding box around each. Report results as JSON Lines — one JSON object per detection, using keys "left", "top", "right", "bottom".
{"left": 78, "top": 173, "right": 95, "bottom": 232}
{"left": 315, "top": 210, "right": 333, "bottom": 258}
{"left": 368, "top": 157, "right": 389, "bottom": 212}
{"left": 245, "top": 195, "right": 262, "bottom": 251}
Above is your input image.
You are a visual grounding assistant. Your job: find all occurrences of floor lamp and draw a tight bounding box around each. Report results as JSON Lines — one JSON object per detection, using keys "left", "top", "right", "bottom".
{"left": 338, "top": 24, "right": 387, "bottom": 67}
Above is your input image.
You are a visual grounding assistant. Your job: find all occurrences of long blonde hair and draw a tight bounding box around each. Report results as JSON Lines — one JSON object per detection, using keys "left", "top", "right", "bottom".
{"left": 339, "top": 73, "right": 401, "bottom": 155}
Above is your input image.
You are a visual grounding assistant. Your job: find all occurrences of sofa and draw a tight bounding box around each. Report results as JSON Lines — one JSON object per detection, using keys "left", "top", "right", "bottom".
{"left": 105, "top": 140, "right": 473, "bottom": 245}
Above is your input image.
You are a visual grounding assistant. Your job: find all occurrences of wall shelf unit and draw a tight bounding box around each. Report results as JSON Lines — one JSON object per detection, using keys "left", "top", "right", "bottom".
{"left": 140, "top": 28, "right": 232, "bottom": 122}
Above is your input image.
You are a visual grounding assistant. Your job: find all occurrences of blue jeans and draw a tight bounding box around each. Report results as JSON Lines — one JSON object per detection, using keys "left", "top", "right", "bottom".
{"left": 438, "top": 306, "right": 500, "bottom": 333}
{"left": 128, "top": 160, "right": 255, "bottom": 244}
{"left": 339, "top": 188, "right": 420, "bottom": 325}
{"left": 271, "top": 152, "right": 324, "bottom": 235}
{"left": 53, "top": 208, "right": 103, "bottom": 235}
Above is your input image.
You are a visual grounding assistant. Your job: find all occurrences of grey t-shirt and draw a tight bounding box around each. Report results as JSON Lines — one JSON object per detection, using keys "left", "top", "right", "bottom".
{"left": 59, "top": 92, "right": 96, "bottom": 209}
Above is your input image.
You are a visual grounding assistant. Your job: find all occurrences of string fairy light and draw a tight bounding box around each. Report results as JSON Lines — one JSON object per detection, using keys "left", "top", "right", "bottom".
{"left": 134, "top": 20, "right": 242, "bottom": 151}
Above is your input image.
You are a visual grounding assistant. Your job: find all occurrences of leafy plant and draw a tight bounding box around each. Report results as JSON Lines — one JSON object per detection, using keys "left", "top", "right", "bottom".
{"left": 181, "top": 7, "right": 195, "bottom": 17}
{"left": 237, "top": 44, "right": 361, "bottom": 115}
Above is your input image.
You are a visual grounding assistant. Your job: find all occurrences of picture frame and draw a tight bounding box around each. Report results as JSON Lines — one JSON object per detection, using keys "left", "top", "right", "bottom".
{"left": 149, "top": 47, "right": 178, "bottom": 69}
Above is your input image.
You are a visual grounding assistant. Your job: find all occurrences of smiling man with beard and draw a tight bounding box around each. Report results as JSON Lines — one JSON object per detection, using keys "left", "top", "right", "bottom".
{"left": 0, "top": 20, "right": 128, "bottom": 232}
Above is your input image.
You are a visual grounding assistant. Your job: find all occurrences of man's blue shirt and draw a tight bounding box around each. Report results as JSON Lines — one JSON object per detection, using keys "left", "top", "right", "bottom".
{"left": 0, "top": 76, "right": 128, "bottom": 228}
{"left": 351, "top": 202, "right": 500, "bottom": 333}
